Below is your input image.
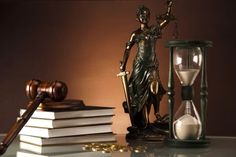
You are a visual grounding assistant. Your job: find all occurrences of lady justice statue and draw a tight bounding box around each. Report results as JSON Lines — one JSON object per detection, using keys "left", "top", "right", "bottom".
{"left": 118, "top": 0, "right": 175, "bottom": 140}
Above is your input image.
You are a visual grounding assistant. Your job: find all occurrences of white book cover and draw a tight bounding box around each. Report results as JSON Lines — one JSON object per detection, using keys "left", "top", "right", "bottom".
{"left": 24, "top": 116, "right": 113, "bottom": 128}
{"left": 20, "top": 133, "right": 116, "bottom": 146}
{"left": 20, "top": 106, "right": 114, "bottom": 120}
{"left": 20, "top": 142, "right": 84, "bottom": 154}
{"left": 17, "top": 150, "right": 111, "bottom": 157}
{"left": 19, "top": 124, "right": 112, "bottom": 138}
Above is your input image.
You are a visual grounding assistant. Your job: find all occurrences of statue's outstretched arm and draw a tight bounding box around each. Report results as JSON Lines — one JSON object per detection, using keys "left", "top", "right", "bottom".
{"left": 156, "top": 0, "right": 175, "bottom": 30}
{"left": 120, "top": 33, "right": 135, "bottom": 72}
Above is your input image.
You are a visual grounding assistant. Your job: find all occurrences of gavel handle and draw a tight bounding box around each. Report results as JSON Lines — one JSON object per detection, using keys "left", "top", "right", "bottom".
{"left": 0, "top": 92, "right": 47, "bottom": 155}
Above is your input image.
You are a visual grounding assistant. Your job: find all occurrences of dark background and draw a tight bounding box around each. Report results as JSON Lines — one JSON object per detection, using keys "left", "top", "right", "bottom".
{"left": 0, "top": 0, "right": 236, "bottom": 135}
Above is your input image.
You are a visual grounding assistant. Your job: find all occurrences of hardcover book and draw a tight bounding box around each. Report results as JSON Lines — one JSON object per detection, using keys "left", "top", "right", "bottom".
{"left": 23, "top": 116, "right": 113, "bottom": 128}
{"left": 19, "top": 142, "right": 84, "bottom": 154}
{"left": 17, "top": 150, "right": 111, "bottom": 157}
{"left": 19, "top": 124, "right": 112, "bottom": 138}
{"left": 20, "top": 106, "right": 114, "bottom": 119}
{"left": 19, "top": 133, "right": 116, "bottom": 146}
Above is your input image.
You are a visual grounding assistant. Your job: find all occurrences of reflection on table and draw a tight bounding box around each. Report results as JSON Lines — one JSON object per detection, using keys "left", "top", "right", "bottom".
{"left": 1, "top": 135, "right": 236, "bottom": 157}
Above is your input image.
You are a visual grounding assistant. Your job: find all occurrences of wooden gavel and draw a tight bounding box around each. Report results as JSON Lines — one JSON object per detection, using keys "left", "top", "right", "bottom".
{"left": 0, "top": 79, "right": 67, "bottom": 155}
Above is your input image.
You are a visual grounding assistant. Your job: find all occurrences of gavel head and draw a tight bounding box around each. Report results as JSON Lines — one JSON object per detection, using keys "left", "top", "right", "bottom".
{"left": 26, "top": 79, "right": 68, "bottom": 101}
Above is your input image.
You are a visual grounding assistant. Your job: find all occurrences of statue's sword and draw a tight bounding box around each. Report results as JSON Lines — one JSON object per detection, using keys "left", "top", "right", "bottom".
{"left": 117, "top": 71, "right": 134, "bottom": 126}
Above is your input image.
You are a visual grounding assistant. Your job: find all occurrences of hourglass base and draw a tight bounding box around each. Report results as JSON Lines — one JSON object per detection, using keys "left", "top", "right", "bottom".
{"left": 165, "top": 138, "right": 210, "bottom": 148}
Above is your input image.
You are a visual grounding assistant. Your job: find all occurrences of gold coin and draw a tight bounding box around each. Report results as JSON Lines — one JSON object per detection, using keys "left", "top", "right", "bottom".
{"left": 119, "top": 147, "right": 128, "bottom": 152}
{"left": 82, "top": 144, "right": 92, "bottom": 151}
{"left": 110, "top": 144, "right": 119, "bottom": 151}
{"left": 133, "top": 146, "right": 146, "bottom": 153}
{"left": 102, "top": 150, "right": 111, "bottom": 154}
{"left": 103, "top": 148, "right": 111, "bottom": 151}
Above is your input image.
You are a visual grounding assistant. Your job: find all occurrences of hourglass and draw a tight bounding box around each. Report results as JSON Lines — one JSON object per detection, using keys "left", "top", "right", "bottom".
{"left": 166, "top": 40, "right": 212, "bottom": 147}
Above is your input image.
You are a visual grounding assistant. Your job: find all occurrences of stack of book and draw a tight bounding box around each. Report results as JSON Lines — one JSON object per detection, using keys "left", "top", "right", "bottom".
{"left": 17, "top": 100, "right": 115, "bottom": 157}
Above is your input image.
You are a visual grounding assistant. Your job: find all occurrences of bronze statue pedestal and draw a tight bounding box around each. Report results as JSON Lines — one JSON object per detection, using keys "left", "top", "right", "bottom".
{"left": 126, "top": 122, "right": 169, "bottom": 141}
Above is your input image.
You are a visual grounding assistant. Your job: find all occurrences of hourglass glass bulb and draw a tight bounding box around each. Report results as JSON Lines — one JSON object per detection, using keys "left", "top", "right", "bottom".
{"left": 174, "top": 47, "right": 202, "bottom": 86}
{"left": 173, "top": 100, "right": 202, "bottom": 140}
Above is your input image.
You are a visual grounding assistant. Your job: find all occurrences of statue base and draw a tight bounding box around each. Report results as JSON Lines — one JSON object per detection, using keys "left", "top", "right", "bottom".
{"left": 126, "top": 122, "right": 169, "bottom": 142}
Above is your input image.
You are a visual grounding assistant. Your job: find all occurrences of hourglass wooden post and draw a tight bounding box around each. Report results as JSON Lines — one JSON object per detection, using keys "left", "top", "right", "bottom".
{"left": 166, "top": 40, "right": 212, "bottom": 147}
{"left": 200, "top": 46, "right": 209, "bottom": 139}
{"left": 168, "top": 46, "right": 175, "bottom": 139}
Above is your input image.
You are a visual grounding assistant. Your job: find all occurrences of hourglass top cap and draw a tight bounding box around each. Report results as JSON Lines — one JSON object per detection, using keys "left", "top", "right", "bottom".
{"left": 166, "top": 40, "right": 213, "bottom": 48}
{"left": 26, "top": 79, "right": 68, "bottom": 101}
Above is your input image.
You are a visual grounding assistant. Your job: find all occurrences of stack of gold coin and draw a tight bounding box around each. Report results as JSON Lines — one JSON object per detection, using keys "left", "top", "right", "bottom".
{"left": 82, "top": 143, "right": 147, "bottom": 154}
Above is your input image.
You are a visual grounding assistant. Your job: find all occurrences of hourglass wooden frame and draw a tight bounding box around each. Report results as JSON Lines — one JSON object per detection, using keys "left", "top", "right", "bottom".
{"left": 166, "top": 40, "right": 213, "bottom": 147}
